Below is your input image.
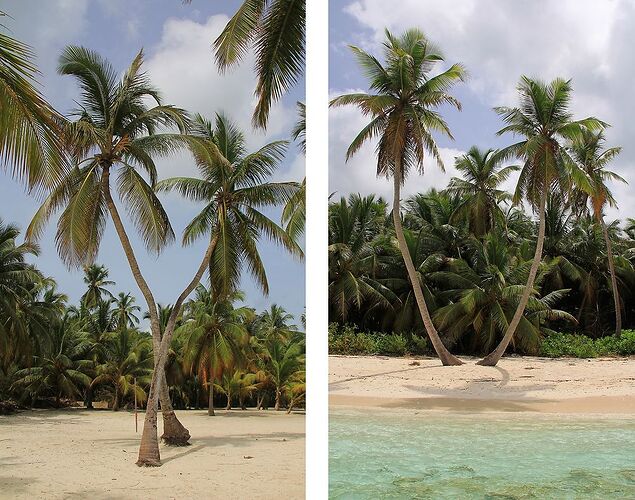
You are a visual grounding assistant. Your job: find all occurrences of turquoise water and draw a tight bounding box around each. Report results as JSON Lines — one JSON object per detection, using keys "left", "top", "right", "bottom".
{"left": 330, "top": 409, "right": 635, "bottom": 499}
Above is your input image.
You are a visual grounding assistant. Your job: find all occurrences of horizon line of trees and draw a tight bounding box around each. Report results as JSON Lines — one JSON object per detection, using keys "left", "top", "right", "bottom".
{"left": 0, "top": 254, "right": 305, "bottom": 414}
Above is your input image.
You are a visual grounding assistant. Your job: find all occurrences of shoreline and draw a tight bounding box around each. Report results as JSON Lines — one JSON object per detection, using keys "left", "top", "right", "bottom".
{"left": 329, "top": 354, "right": 635, "bottom": 414}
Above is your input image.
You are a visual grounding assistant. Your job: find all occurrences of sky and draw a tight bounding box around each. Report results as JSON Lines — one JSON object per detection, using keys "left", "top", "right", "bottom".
{"left": 328, "top": 0, "right": 634, "bottom": 222}
{"left": 0, "top": 0, "right": 305, "bottom": 325}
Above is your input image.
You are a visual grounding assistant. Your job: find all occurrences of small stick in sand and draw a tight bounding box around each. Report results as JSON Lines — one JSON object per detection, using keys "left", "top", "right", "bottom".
{"left": 134, "top": 378, "right": 138, "bottom": 433}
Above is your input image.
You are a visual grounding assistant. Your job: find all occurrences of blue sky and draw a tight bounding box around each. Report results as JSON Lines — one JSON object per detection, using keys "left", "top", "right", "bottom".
{"left": 329, "top": 0, "right": 635, "bottom": 223}
{"left": 1, "top": 0, "right": 305, "bottom": 325}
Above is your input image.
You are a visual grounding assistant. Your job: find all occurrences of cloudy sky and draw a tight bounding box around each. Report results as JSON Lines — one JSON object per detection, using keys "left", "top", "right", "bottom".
{"left": 329, "top": 0, "right": 634, "bottom": 221}
{"left": 1, "top": 0, "right": 305, "bottom": 323}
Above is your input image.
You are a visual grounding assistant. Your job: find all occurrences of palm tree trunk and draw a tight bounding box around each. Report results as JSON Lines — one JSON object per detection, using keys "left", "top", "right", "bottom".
{"left": 275, "top": 388, "right": 281, "bottom": 411}
{"left": 113, "top": 387, "right": 120, "bottom": 411}
{"left": 225, "top": 390, "right": 232, "bottom": 410}
{"left": 392, "top": 168, "right": 463, "bottom": 366}
{"left": 600, "top": 217, "right": 622, "bottom": 337}
{"left": 208, "top": 371, "right": 215, "bottom": 416}
{"left": 102, "top": 168, "right": 217, "bottom": 465}
{"left": 477, "top": 189, "right": 547, "bottom": 366}
{"left": 159, "top": 370, "right": 190, "bottom": 445}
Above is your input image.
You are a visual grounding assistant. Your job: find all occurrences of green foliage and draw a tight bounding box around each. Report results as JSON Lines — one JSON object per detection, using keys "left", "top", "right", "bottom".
{"left": 540, "top": 331, "right": 635, "bottom": 358}
{"left": 329, "top": 324, "right": 430, "bottom": 357}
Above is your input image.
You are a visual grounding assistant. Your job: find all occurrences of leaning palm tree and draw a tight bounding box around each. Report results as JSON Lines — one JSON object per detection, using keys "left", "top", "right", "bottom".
{"left": 212, "top": 0, "right": 306, "bottom": 128}
{"left": 24, "top": 47, "right": 196, "bottom": 463}
{"left": 156, "top": 112, "right": 303, "bottom": 299}
{"left": 0, "top": 14, "right": 67, "bottom": 191}
{"left": 569, "top": 130, "right": 626, "bottom": 336}
{"left": 330, "top": 28, "right": 466, "bottom": 365}
{"left": 447, "top": 147, "right": 518, "bottom": 238}
{"left": 477, "top": 77, "right": 604, "bottom": 366}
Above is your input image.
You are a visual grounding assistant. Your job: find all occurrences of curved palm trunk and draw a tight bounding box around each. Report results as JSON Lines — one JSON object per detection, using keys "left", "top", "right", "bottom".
{"left": 392, "top": 170, "right": 463, "bottom": 366}
{"left": 600, "top": 217, "right": 622, "bottom": 337}
{"left": 102, "top": 168, "right": 195, "bottom": 465}
{"left": 159, "top": 370, "right": 190, "bottom": 445}
{"left": 138, "top": 233, "right": 219, "bottom": 465}
{"left": 477, "top": 190, "right": 547, "bottom": 366}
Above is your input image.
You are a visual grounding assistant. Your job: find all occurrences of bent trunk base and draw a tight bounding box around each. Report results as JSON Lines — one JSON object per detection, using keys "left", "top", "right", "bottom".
{"left": 161, "top": 410, "right": 191, "bottom": 446}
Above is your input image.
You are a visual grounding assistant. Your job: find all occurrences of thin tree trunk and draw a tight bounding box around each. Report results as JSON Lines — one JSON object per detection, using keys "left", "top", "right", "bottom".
{"left": 275, "top": 388, "right": 281, "bottom": 411}
{"left": 208, "top": 370, "right": 215, "bottom": 416}
{"left": 392, "top": 167, "right": 463, "bottom": 366}
{"left": 478, "top": 189, "right": 548, "bottom": 366}
{"left": 113, "top": 388, "right": 120, "bottom": 411}
{"left": 225, "top": 391, "right": 231, "bottom": 410}
{"left": 102, "top": 167, "right": 218, "bottom": 465}
{"left": 600, "top": 217, "right": 622, "bottom": 337}
{"left": 84, "top": 385, "right": 93, "bottom": 409}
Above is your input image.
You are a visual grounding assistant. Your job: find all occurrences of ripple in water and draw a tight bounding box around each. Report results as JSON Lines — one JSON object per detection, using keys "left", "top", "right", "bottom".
{"left": 329, "top": 409, "right": 635, "bottom": 499}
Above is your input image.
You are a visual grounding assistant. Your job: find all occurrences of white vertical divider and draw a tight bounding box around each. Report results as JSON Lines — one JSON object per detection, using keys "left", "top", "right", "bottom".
{"left": 305, "top": 0, "right": 329, "bottom": 498}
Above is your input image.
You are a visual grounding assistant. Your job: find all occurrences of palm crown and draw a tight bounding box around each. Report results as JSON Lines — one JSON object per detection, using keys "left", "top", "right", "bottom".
{"left": 157, "top": 113, "right": 302, "bottom": 299}
{"left": 330, "top": 28, "right": 466, "bottom": 180}
{"left": 27, "top": 47, "right": 190, "bottom": 266}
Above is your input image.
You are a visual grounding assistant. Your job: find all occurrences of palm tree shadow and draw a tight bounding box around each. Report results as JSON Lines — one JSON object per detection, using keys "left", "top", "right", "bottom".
{"left": 329, "top": 364, "right": 436, "bottom": 387}
{"left": 160, "top": 444, "right": 205, "bottom": 464}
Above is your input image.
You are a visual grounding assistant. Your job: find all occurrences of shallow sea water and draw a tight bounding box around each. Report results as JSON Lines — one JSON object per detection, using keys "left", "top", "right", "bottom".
{"left": 329, "top": 408, "right": 635, "bottom": 499}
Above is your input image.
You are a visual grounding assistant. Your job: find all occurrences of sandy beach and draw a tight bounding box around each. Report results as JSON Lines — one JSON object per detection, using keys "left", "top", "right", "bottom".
{"left": 330, "top": 355, "right": 635, "bottom": 413}
{"left": 0, "top": 409, "right": 305, "bottom": 499}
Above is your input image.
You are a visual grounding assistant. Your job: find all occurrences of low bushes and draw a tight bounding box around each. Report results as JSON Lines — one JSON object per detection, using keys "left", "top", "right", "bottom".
{"left": 540, "top": 330, "right": 635, "bottom": 358}
{"left": 328, "top": 324, "right": 430, "bottom": 356}
{"left": 330, "top": 324, "right": 635, "bottom": 359}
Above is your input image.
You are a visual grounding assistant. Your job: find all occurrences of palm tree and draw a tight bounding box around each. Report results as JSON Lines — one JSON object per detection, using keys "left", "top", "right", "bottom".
{"left": 256, "top": 304, "right": 299, "bottom": 342}
{"left": 0, "top": 14, "right": 67, "bottom": 191}
{"left": 156, "top": 112, "right": 303, "bottom": 300}
{"left": 446, "top": 147, "right": 518, "bottom": 238}
{"left": 113, "top": 292, "right": 141, "bottom": 331}
{"left": 261, "top": 337, "right": 304, "bottom": 410}
{"left": 212, "top": 0, "right": 306, "bottom": 128}
{"left": 12, "top": 320, "right": 92, "bottom": 407}
{"left": 569, "top": 130, "right": 626, "bottom": 336}
{"left": 477, "top": 77, "right": 604, "bottom": 366}
{"left": 330, "top": 28, "right": 466, "bottom": 365}
{"left": 25, "top": 47, "right": 194, "bottom": 463}
{"left": 0, "top": 219, "right": 43, "bottom": 370}
{"left": 328, "top": 195, "right": 397, "bottom": 322}
{"left": 216, "top": 369, "right": 259, "bottom": 410}
{"left": 178, "top": 286, "right": 251, "bottom": 416}
{"left": 431, "top": 235, "right": 576, "bottom": 354}
{"left": 81, "top": 264, "right": 115, "bottom": 309}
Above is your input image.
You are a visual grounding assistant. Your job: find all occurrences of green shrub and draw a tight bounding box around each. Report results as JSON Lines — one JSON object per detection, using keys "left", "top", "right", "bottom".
{"left": 328, "top": 323, "right": 377, "bottom": 355}
{"left": 376, "top": 333, "right": 408, "bottom": 356}
{"left": 329, "top": 324, "right": 432, "bottom": 357}
{"left": 540, "top": 330, "right": 635, "bottom": 358}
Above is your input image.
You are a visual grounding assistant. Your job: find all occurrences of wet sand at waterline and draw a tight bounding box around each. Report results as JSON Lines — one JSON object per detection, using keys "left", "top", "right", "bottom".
{"left": 330, "top": 355, "right": 635, "bottom": 413}
{"left": 0, "top": 409, "right": 304, "bottom": 499}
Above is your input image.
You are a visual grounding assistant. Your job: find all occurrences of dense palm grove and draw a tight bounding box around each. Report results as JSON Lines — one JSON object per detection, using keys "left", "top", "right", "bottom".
{"left": 328, "top": 179, "right": 635, "bottom": 356}
{"left": 0, "top": 248, "right": 305, "bottom": 414}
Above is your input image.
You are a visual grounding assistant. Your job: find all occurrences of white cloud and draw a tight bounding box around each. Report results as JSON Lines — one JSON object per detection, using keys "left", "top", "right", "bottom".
{"left": 329, "top": 99, "right": 465, "bottom": 202}
{"left": 144, "top": 14, "right": 299, "bottom": 183}
{"left": 334, "top": 0, "right": 635, "bottom": 221}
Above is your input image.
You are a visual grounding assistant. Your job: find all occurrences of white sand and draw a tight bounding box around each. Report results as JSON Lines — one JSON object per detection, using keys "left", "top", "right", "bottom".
{"left": 330, "top": 355, "right": 635, "bottom": 413}
{"left": 0, "top": 409, "right": 304, "bottom": 499}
